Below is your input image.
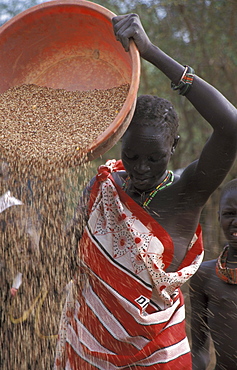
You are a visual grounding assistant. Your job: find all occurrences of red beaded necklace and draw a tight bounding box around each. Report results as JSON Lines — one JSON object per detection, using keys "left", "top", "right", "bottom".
{"left": 216, "top": 245, "right": 237, "bottom": 284}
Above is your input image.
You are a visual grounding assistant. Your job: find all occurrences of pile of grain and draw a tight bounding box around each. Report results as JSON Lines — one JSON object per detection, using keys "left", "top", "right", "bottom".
{"left": 0, "top": 83, "right": 129, "bottom": 171}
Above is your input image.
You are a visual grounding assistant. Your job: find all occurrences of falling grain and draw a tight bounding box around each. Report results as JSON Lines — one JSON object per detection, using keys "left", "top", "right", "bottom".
{"left": 1, "top": 83, "right": 129, "bottom": 369}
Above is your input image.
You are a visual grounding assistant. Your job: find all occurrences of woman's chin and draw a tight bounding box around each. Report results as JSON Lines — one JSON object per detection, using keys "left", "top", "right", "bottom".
{"left": 132, "top": 178, "right": 154, "bottom": 192}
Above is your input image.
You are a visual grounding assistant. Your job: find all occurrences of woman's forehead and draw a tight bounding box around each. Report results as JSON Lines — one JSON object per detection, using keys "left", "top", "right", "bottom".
{"left": 220, "top": 189, "right": 237, "bottom": 207}
{"left": 123, "top": 125, "right": 172, "bottom": 146}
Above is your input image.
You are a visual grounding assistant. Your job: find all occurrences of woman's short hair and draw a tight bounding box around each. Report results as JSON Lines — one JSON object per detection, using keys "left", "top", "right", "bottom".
{"left": 129, "top": 95, "right": 179, "bottom": 138}
{"left": 220, "top": 179, "right": 237, "bottom": 200}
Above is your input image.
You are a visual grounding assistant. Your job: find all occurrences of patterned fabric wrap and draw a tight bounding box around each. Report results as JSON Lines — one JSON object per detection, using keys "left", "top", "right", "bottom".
{"left": 54, "top": 160, "right": 204, "bottom": 369}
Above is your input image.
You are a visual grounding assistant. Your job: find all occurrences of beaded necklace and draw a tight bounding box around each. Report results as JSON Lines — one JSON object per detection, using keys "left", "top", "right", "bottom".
{"left": 216, "top": 245, "right": 237, "bottom": 284}
{"left": 123, "top": 170, "right": 174, "bottom": 208}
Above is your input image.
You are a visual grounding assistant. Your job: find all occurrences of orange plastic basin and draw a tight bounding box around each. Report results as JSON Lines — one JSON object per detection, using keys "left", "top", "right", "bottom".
{"left": 0, "top": 0, "right": 140, "bottom": 161}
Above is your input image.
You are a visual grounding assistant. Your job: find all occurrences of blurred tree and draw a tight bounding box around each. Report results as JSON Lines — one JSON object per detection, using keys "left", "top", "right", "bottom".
{"left": 0, "top": 0, "right": 45, "bottom": 25}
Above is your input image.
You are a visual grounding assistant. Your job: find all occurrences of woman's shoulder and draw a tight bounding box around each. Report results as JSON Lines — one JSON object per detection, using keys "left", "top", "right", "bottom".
{"left": 190, "top": 258, "right": 217, "bottom": 286}
{"left": 196, "top": 258, "right": 217, "bottom": 277}
{"left": 200, "top": 258, "right": 217, "bottom": 269}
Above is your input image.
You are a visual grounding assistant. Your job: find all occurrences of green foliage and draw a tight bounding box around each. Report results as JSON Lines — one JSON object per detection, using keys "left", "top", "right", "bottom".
{"left": 0, "top": 0, "right": 45, "bottom": 25}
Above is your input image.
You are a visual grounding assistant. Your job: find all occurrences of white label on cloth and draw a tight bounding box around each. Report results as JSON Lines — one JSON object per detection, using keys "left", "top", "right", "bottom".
{"left": 0, "top": 191, "right": 23, "bottom": 213}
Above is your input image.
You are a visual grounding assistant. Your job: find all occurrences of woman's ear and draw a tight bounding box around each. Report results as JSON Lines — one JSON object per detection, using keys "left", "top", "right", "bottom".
{"left": 171, "top": 135, "right": 180, "bottom": 155}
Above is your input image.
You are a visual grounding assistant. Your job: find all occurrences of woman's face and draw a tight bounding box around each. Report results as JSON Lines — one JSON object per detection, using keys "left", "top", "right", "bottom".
{"left": 219, "top": 189, "right": 237, "bottom": 248}
{"left": 121, "top": 123, "right": 176, "bottom": 192}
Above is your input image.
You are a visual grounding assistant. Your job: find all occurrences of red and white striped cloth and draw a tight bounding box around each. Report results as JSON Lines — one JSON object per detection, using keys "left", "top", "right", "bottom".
{"left": 55, "top": 160, "right": 204, "bottom": 369}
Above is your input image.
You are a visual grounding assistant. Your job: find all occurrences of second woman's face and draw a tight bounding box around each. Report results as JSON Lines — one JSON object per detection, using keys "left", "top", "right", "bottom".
{"left": 219, "top": 189, "right": 237, "bottom": 248}
{"left": 121, "top": 124, "right": 175, "bottom": 192}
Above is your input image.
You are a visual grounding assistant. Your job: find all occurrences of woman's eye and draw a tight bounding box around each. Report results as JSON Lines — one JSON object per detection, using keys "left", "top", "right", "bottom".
{"left": 149, "top": 157, "right": 158, "bottom": 162}
{"left": 124, "top": 153, "right": 138, "bottom": 160}
{"left": 149, "top": 155, "right": 165, "bottom": 162}
{"left": 223, "top": 211, "right": 236, "bottom": 216}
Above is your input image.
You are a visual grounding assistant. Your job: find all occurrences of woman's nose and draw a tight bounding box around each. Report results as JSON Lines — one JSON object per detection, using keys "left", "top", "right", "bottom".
{"left": 134, "top": 161, "right": 150, "bottom": 174}
{"left": 232, "top": 216, "right": 237, "bottom": 226}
